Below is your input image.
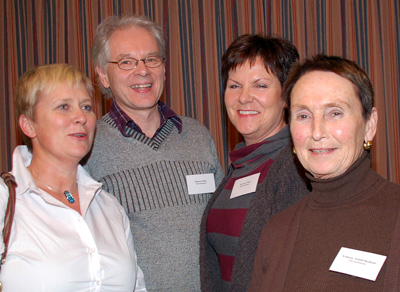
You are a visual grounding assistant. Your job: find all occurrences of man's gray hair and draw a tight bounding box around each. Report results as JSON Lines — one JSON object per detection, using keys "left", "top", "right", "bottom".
{"left": 92, "top": 14, "right": 165, "bottom": 97}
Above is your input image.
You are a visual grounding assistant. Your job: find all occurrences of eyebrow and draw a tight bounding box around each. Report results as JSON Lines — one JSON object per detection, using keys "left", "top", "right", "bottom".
{"left": 253, "top": 77, "right": 272, "bottom": 83}
{"left": 52, "top": 96, "right": 92, "bottom": 104}
{"left": 115, "top": 54, "right": 132, "bottom": 59}
{"left": 292, "top": 101, "right": 351, "bottom": 109}
{"left": 55, "top": 98, "right": 73, "bottom": 103}
{"left": 227, "top": 77, "right": 271, "bottom": 83}
{"left": 323, "top": 101, "right": 351, "bottom": 108}
{"left": 115, "top": 52, "right": 161, "bottom": 59}
{"left": 80, "top": 97, "right": 93, "bottom": 103}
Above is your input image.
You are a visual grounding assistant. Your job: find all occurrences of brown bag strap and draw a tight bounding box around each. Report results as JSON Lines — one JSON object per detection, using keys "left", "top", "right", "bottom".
{"left": 0, "top": 172, "right": 17, "bottom": 270}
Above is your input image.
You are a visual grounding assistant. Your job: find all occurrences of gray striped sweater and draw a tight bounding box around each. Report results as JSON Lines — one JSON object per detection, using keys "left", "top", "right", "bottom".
{"left": 84, "top": 114, "right": 223, "bottom": 292}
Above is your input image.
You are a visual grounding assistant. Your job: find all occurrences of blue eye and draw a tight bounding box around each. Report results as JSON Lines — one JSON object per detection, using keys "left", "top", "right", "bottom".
{"left": 328, "top": 110, "right": 343, "bottom": 119}
{"left": 59, "top": 104, "right": 68, "bottom": 110}
{"left": 294, "top": 113, "right": 309, "bottom": 120}
{"left": 120, "top": 59, "right": 134, "bottom": 65}
{"left": 82, "top": 105, "right": 93, "bottom": 111}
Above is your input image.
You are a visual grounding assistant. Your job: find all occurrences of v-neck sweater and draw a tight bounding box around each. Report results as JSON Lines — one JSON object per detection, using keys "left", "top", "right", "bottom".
{"left": 84, "top": 114, "right": 223, "bottom": 292}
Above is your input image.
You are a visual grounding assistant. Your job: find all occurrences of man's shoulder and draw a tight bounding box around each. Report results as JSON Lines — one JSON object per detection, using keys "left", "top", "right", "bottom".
{"left": 96, "top": 113, "right": 113, "bottom": 126}
{"left": 179, "top": 115, "right": 201, "bottom": 125}
{"left": 178, "top": 116, "right": 211, "bottom": 135}
{"left": 94, "top": 113, "right": 119, "bottom": 135}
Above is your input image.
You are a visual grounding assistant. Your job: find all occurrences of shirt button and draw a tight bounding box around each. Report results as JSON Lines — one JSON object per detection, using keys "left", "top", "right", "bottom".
{"left": 96, "top": 280, "right": 101, "bottom": 285}
{"left": 89, "top": 248, "right": 96, "bottom": 253}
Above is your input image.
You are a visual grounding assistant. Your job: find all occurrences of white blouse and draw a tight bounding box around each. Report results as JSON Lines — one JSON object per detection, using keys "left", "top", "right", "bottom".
{"left": 0, "top": 146, "right": 146, "bottom": 292}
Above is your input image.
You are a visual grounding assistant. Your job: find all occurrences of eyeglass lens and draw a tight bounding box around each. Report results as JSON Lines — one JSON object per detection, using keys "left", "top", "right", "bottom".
{"left": 118, "top": 56, "right": 163, "bottom": 69}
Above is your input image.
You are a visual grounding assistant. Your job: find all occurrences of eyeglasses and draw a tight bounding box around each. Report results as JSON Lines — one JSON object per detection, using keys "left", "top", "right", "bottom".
{"left": 108, "top": 56, "right": 165, "bottom": 70}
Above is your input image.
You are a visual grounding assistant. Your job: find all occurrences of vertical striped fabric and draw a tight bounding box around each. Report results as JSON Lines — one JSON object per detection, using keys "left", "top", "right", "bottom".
{"left": 1, "top": 0, "right": 399, "bottom": 184}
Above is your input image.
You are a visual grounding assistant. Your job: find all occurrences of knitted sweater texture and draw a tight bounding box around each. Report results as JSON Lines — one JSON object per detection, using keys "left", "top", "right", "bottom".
{"left": 250, "top": 152, "right": 400, "bottom": 292}
{"left": 84, "top": 114, "right": 224, "bottom": 292}
{"left": 200, "top": 126, "right": 310, "bottom": 292}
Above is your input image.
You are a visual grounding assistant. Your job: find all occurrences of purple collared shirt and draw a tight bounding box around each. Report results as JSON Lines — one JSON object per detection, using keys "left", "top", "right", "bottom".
{"left": 109, "top": 100, "right": 183, "bottom": 138}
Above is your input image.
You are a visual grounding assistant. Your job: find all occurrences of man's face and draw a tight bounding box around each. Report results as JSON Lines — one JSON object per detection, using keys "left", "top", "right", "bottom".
{"left": 97, "top": 26, "right": 165, "bottom": 117}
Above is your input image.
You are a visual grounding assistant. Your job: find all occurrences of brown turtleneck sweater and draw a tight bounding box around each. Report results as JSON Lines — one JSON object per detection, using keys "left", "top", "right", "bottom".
{"left": 249, "top": 151, "right": 400, "bottom": 292}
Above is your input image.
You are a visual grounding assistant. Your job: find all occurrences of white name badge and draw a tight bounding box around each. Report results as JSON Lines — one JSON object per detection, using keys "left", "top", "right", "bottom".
{"left": 329, "top": 247, "right": 387, "bottom": 281}
{"left": 230, "top": 173, "right": 260, "bottom": 199}
{"left": 186, "top": 173, "right": 216, "bottom": 195}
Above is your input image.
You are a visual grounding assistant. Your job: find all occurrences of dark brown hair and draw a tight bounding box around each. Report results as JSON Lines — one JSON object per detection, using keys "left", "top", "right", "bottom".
{"left": 221, "top": 34, "right": 299, "bottom": 91}
{"left": 283, "top": 54, "right": 374, "bottom": 120}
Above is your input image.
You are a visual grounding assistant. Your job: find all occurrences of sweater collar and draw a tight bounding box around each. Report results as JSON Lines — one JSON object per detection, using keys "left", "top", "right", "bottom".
{"left": 307, "top": 151, "right": 378, "bottom": 207}
{"left": 230, "top": 126, "right": 290, "bottom": 168}
{"left": 109, "top": 99, "right": 182, "bottom": 137}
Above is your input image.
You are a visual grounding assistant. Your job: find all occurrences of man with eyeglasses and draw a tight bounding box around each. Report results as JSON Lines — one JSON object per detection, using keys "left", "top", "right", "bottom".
{"left": 84, "top": 15, "right": 223, "bottom": 292}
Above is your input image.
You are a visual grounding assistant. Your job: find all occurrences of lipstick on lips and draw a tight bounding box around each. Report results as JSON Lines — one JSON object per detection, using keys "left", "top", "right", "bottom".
{"left": 238, "top": 110, "right": 259, "bottom": 115}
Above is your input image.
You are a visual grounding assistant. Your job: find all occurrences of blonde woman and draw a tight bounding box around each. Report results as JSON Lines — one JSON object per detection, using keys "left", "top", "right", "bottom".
{"left": 0, "top": 64, "right": 146, "bottom": 292}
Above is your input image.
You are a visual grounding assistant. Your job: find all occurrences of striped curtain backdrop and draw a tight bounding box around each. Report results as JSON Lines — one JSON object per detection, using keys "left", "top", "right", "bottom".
{"left": 1, "top": 0, "right": 399, "bottom": 183}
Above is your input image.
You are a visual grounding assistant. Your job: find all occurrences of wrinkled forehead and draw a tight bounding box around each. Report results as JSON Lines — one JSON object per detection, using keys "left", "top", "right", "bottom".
{"left": 291, "top": 71, "right": 360, "bottom": 108}
{"left": 33, "top": 81, "right": 92, "bottom": 109}
{"left": 294, "top": 70, "right": 356, "bottom": 94}
{"left": 108, "top": 27, "right": 161, "bottom": 56}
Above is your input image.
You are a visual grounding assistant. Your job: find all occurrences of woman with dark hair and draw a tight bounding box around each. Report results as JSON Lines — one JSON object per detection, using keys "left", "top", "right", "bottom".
{"left": 249, "top": 55, "right": 400, "bottom": 291}
{"left": 199, "top": 34, "right": 310, "bottom": 292}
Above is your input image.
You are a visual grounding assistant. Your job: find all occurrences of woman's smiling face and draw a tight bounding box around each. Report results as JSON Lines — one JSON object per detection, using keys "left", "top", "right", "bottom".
{"left": 290, "top": 70, "right": 377, "bottom": 179}
{"left": 224, "top": 57, "right": 286, "bottom": 146}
